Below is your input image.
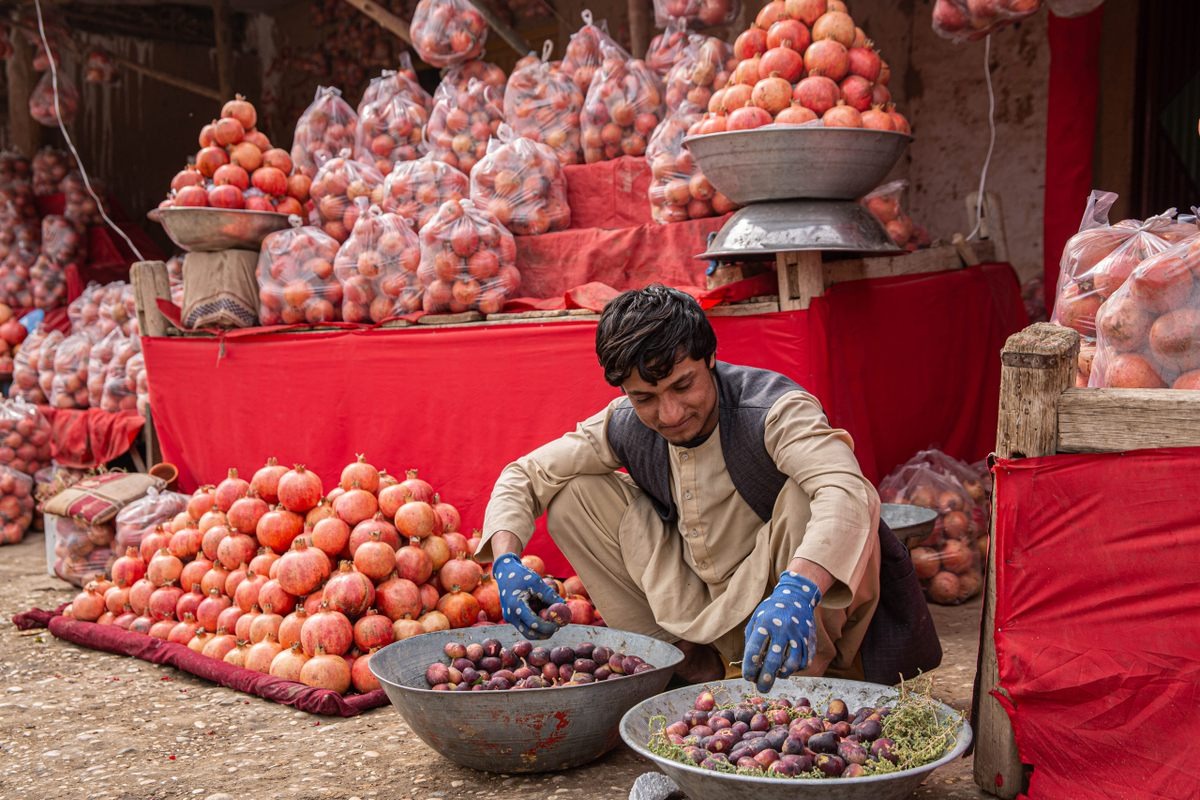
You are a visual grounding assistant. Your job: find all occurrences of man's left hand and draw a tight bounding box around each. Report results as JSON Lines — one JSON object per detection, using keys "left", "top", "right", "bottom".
{"left": 742, "top": 570, "right": 821, "bottom": 693}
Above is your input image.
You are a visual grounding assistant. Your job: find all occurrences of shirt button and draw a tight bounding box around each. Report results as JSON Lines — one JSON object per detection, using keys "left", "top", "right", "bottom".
{"left": 698, "top": 560, "right": 709, "bottom": 570}
{"left": 681, "top": 453, "right": 689, "bottom": 461}
{"left": 685, "top": 491, "right": 693, "bottom": 500}
{"left": 689, "top": 529, "right": 698, "bottom": 537}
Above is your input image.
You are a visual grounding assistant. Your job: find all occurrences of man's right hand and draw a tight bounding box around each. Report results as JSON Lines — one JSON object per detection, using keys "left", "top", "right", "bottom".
{"left": 491, "top": 552, "right": 566, "bottom": 639}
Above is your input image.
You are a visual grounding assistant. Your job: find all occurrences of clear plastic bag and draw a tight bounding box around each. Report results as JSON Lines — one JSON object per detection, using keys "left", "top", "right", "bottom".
{"left": 0, "top": 151, "right": 31, "bottom": 184}
{"left": 36, "top": 329, "right": 64, "bottom": 400}
{"left": 663, "top": 34, "right": 733, "bottom": 114}
{"left": 310, "top": 150, "right": 386, "bottom": 243}
{"left": 440, "top": 60, "right": 508, "bottom": 102}
{"left": 256, "top": 225, "right": 343, "bottom": 325}
{"left": 166, "top": 253, "right": 185, "bottom": 306}
{"left": 100, "top": 335, "right": 142, "bottom": 413}
{"left": 68, "top": 282, "right": 100, "bottom": 333}
{"left": 0, "top": 397, "right": 51, "bottom": 475}
{"left": 1050, "top": 192, "right": 1174, "bottom": 339}
{"left": 52, "top": 513, "right": 114, "bottom": 586}
{"left": 29, "top": 71, "right": 78, "bottom": 126}
{"left": 87, "top": 328, "right": 126, "bottom": 409}
{"left": 425, "top": 77, "right": 505, "bottom": 176}
{"left": 581, "top": 40, "right": 664, "bottom": 164}
{"left": 98, "top": 281, "right": 137, "bottom": 337}
{"left": 354, "top": 89, "right": 430, "bottom": 176}
{"left": 32, "top": 147, "right": 73, "bottom": 196}
{"left": 359, "top": 66, "right": 434, "bottom": 117}
{"left": 42, "top": 214, "right": 86, "bottom": 268}
{"left": 10, "top": 328, "right": 48, "bottom": 404}
{"left": 654, "top": 0, "right": 739, "bottom": 29}
{"left": 0, "top": 466, "right": 33, "bottom": 546}
{"left": 62, "top": 171, "right": 103, "bottom": 228}
{"left": 561, "top": 11, "right": 617, "bottom": 93}
{"left": 503, "top": 55, "right": 585, "bottom": 167}
{"left": 35, "top": 464, "right": 85, "bottom": 509}
{"left": 647, "top": 102, "right": 732, "bottom": 224}
{"left": 646, "top": 19, "right": 696, "bottom": 78}
{"left": 860, "top": 180, "right": 930, "bottom": 251}
{"left": 1045, "top": 0, "right": 1103, "bottom": 17}
{"left": 114, "top": 487, "right": 189, "bottom": 554}
{"left": 1091, "top": 235, "right": 1200, "bottom": 390}
{"left": 469, "top": 126, "right": 570, "bottom": 235}
{"left": 30, "top": 254, "right": 67, "bottom": 310}
{"left": 418, "top": 198, "right": 519, "bottom": 314}
{"left": 50, "top": 332, "right": 93, "bottom": 409}
{"left": 291, "top": 87, "right": 360, "bottom": 179}
{"left": 410, "top": 0, "right": 488, "bottom": 68}
{"left": 0, "top": 241, "right": 37, "bottom": 309}
{"left": 381, "top": 155, "right": 470, "bottom": 231}
{"left": 879, "top": 459, "right": 984, "bottom": 606}
{"left": 932, "top": 0, "right": 1042, "bottom": 43}
{"left": 335, "top": 202, "right": 424, "bottom": 322}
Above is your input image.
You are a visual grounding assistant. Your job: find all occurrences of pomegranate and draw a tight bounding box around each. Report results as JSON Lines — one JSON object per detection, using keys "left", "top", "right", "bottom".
{"left": 214, "top": 468, "right": 250, "bottom": 512}
{"left": 776, "top": 105, "right": 819, "bottom": 125}
{"left": 256, "top": 507, "right": 305, "bottom": 554}
{"left": 197, "top": 588, "right": 232, "bottom": 632}
{"left": 804, "top": 39, "right": 849, "bottom": 82}
{"left": 823, "top": 102, "right": 863, "bottom": 127}
{"left": 169, "top": 614, "right": 198, "bottom": 645}
{"left": 300, "top": 646, "right": 352, "bottom": 693}
{"left": 276, "top": 538, "right": 331, "bottom": 597}
{"left": 352, "top": 534, "right": 395, "bottom": 582}
{"left": 213, "top": 116, "right": 245, "bottom": 147}
{"left": 147, "top": 548, "right": 184, "bottom": 587}
{"left": 235, "top": 606, "right": 260, "bottom": 642}
{"left": 443, "top": 531, "right": 470, "bottom": 558}
{"left": 861, "top": 107, "right": 895, "bottom": 131}
{"left": 521, "top": 554, "right": 547, "bottom": 576}
{"left": 311, "top": 516, "right": 351, "bottom": 558}
{"left": 111, "top": 547, "right": 146, "bottom": 587}
{"left": 198, "top": 508, "right": 228, "bottom": 535}
{"left": 439, "top": 556, "right": 483, "bottom": 593}
{"left": 758, "top": 47, "right": 805, "bottom": 85}
{"left": 377, "top": 484, "right": 412, "bottom": 518}
{"left": 129, "top": 578, "right": 155, "bottom": 615}
{"left": 375, "top": 575, "right": 422, "bottom": 621}
{"left": 217, "top": 531, "right": 257, "bottom": 570}
{"left": 269, "top": 642, "right": 310, "bottom": 680}
{"left": 733, "top": 28, "right": 768, "bottom": 61}
{"left": 250, "top": 457, "right": 287, "bottom": 504}
{"left": 348, "top": 515, "right": 400, "bottom": 555}
{"left": 840, "top": 75, "right": 874, "bottom": 112}
{"left": 353, "top": 609, "right": 395, "bottom": 651}
{"left": 187, "top": 629, "right": 212, "bottom": 652}
{"left": 246, "top": 634, "right": 283, "bottom": 673}
{"left": 1105, "top": 353, "right": 1166, "bottom": 388}
{"left": 195, "top": 146, "right": 229, "bottom": 178}
{"left": 431, "top": 494, "right": 461, "bottom": 533}
{"left": 472, "top": 574, "right": 501, "bottom": 622}
{"left": 304, "top": 590, "right": 326, "bottom": 616}
{"left": 201, "top": 563, "right": 231, "bottom": 596}
{"left": 785, "top": 0, "right": 827, "bottom": 25}
{"left": 888, "top": 106, "right": 911, "bottom": 134}
{"left": 340, "top": 454, "right": 381, "bottom": 493}
{"left": 176, "top": 585, "right": 205, "bottom": 620}
{"left": 352, "top": 650, "right": 381, "bottom": 693}
{"left": 148, "top": 585, "right": 184, "bottom": 622}
{"left": 250, "top": 609, "right": 283, "bottom": 644}
{"left": 234, "top": 571, "right": 268, "bottom": 612}
{"left": 168, "top": 525, "right": 202, "bottom": 560}
{"left": 306, "top": 501, "right": 337, "bottom": 527}
{"left": 301, "top": 602, "right": 354, "bottom": 657}
{"left": 435, "top": 589, "right": 480, "bottom": 628}
{"left": 812, "top": 10, "right": 855, "bottom": 46}
{"left": 70, "top": 585, "right": 106, "bottom": 621}
{"left": 188, "top": 486, "right": 216, "bottom": 520}
{"left": 334, "top": 488, "right": 378, "bottom": 527}
{"left": 397, "top": 469, "right": 435, "bottom": 503}
{"left": 149, "top": 619, "right": 176, "bottom": 640}
{"left": 393, "top": 618, "right": 425, "bottom": 640}
{"left": 216, "top": 603, "right": 245, "bottom": 635}
{"left": 139, "top": 527, "right": 172, "bottom": 563}
{"left": 421, "top": 534, "right": 452, "bottom": 572}
{"left": 847, "top": 46, "right": 882, "bottom": 81}
{"left": 227, "top": 495, "right": 269, "bottom": 536}
{"left": 256, "top": 578, "right": 296, "bottom": 616}
{"left": 751, "top": 76, "right": 794, "bottom": 115}
{"left": 249, "top": 548, "right": 280, "bottom": 577}
{"left": 130, "top": 615, "right": 154, "bottom": 635}
{"left": 727, "top": 106, "right": 772, "bottom": 130}
{"left": 114, "top": 610, "right": 138, "bottom": 630}
{"left": 324, "top": 561, "right": 377, "bottom": 617}
{"left": 279, "top": 607, "right": 308, "bottom": 649}
{"left": 420, "top": 610, "right": 451, "bottom": 632}
{"left": 105, "top": 585, "right": 131, "bottom": 615}
{"left": 418, "top": 583, "right": 440, "bottom": 614}
{"left": 224, "top": 641, "right": 251, "bottom": 668}
{"left": 203, "top": 630, "right": 238, "bottom": 661}
{"left": 278, "top": 465, "right": 323, "bottom": 512}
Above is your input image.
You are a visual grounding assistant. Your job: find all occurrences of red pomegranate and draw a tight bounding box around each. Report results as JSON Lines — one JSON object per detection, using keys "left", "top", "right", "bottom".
{"left": 111, "top": 547, "right": 146, "bottom": 588}
{"left": 197, "top": 588, "right": 232, "bottom": 632}
{"left": 437, "top": 591, "right": 481, "bottom": 629}
{"left": 300, "top": 602, "right": 354, "bottom": 656}
{"left": 214, "top": 468, "right": 250, "bottom": 513}
{"left": 256, "top": 507, "right": 305, "bottom": 554}
{"left": 340, "top": 454, "right": 381, "bottom": 494}
{"left": 276, "top": 538, "right": 331, "bottom": 597}
{"left": 250, "top": 457, "right": 288, "bottom": 504}
{"left": 439, "top": 556, "right": 483, "bottom": 594}
{"left": 348, "top": 515, "right": 400, "bottom": 555}
{"left": 269, "top": 642, "right": 309, "bottom": 680}
{"left": 353, "top": 609, "right": 395, "bottom": 651}
{"left": 374, "top": 575, "right": 422, "bottom": 621}
{"left": 395, "top": 500, "right": 440, "bottom": 539}
{"left": 277, "top": 465, "right": 323, "bottom": 513}
{"left": 323, "top": 561, "right": 376, "bottom": 618}
{"left": 353, "top": 533, "right": 397, "bottom": 582}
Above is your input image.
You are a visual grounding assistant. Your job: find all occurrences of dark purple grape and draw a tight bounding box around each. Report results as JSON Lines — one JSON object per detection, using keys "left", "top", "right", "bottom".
{"left": 825, "top": 698, "right": 849, "bottom": 723}
{"left": 815, "top": 753, "right": 845, "bottom": 777}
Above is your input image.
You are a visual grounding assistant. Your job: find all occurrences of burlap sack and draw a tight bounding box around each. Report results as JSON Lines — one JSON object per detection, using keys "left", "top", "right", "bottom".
{"left": 182, "top": 249, "right": 259, "bottom": 329}
{"left": 42, "top": 471, "right": 165, "bottom": 525}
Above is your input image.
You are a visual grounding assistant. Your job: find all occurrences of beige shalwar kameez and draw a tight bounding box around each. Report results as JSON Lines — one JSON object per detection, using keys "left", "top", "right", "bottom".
{"left": 478, "top": 389, "right": 881, "bottom": 678}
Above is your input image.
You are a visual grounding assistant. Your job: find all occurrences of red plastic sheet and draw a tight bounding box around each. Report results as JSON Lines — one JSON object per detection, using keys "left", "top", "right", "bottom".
{"left": 142, "top": 263, "right": 1024, "bottom": 576}
{"left": 993, "top": 448, "right": 1200, "bottom": 799}
{"left": 13, "top": 606, "right": 386, "bottom": 716}
{"left": 38, "top": 406, "right": 144, "bottom": 468}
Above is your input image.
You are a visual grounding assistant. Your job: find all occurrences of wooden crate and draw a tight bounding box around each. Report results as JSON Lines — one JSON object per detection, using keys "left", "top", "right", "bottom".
{"left": 973, "top": 322, "right": 1200, "bottom": 797}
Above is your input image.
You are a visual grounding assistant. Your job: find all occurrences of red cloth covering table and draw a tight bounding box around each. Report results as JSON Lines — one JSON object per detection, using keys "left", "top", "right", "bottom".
{"left": 142, "top": 262, "right": 1025, "bottom": 576}
{"left": 992, "top": 448, "right": 1200, "bottom": 799}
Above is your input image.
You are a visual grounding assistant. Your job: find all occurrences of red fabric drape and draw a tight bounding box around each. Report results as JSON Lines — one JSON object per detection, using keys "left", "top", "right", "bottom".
{"left": 37, "top": 406, "right": 145, "bottom": 468}
{"left": 993, "top": 448, "right": 1200, "bottom": 800}
{"left": 1043, "top": 7, "right": 1105, "bottom": 308}
{"left": 142, "top": 263, "right": 1024, "bottom": 576}
{"left": 563, "top": 156, "right": 653, "bottom": 230}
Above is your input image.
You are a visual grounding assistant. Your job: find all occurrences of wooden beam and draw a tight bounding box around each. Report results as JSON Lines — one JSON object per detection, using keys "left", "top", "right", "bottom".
{"left": 114, "top": 55, "right": 225, "bottom": 102}
{"left": 974, "top": 322, "right": 1077, "bottom": 799}
{"left": 1057, "top": 387, "right": 1200, "bottom": 453}
{"left": 6, "top": 28, "right": 43, "bottom": 156}
{"left": 212, "top": 0, "right": 234, "bottom": 101}
{"left": 462, "top": 0, "right": 530, "bottom": 56}
{"left": 340, "top": 0, "right": 412, "bottom": 44}
{"left": 775, "top": 251, "right": 824, "bottom": 311}
{"left": 627, "top": 0, "right": 652, "bottom": 57}
{"left": 131, "top": 261, "right": 173, "bottom": 338}
{"left": 823, "top": 240, "right": 995, "bottom": 288}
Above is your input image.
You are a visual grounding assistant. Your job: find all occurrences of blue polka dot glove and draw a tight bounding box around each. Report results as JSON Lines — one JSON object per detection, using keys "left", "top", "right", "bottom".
{"left": 492, "top": 553, "right": 566, "bottom": 639}
{"left": 742, "top": 570, "right": 821, "bottom": 693}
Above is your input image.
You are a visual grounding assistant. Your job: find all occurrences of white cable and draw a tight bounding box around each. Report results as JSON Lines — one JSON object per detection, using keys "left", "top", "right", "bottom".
{"left": 967, "top": 33, "right": 996, "bottom": 242}
{"left": 33, "top": 0, "right": 144, "bottom": 261}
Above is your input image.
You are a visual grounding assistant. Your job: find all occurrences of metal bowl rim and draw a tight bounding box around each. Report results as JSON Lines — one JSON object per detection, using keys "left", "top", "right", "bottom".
{"left": 683, "top": 127, "right": 915, "bottom": 148}
{"left": 618, "top": 677, "right": 972, "bottom": 787}
{"left": 147, "top": 206, "right": 292, "bottom": 222}
{"left": 880, "top": 503, "right": 940, "bottom": 526}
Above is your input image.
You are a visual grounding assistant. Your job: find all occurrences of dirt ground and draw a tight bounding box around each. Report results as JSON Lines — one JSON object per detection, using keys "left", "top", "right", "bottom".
{"left": 0, "top": 530, "right": 989, "bottom": 800}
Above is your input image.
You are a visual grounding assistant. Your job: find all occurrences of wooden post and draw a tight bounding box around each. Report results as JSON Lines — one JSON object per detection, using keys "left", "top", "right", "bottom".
{"left": 6, "top": 28, "right": 42, "bottom": 156}
{"left": 974, "top": 322, "right": 1078, "bottom": 798}
{"left": 115, "top": 57, "right": 225, "bottom": 103}
{"left": 462, "top": 0, "right": 531, "bottom": 55}
{"left": 340, "top": 0, "right": 413, "bottom": 44}
{"left": 131, "top": 261, "right": 173, "bottom": 338}
{"left": 775, "top": 251, "right": 824, "bottom": 311}
{"left": 213, "top": 0, "right": 234, "bottom": 101}
{"left": 628, "top": 0, "right": 653, "bottom": 58}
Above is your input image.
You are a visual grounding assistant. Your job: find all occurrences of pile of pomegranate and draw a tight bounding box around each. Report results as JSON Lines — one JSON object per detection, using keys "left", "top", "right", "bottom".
{"left": 416, "top": 198, "right": 519, "bottom": 314}
{"left": 409, "top": 0, "right": 488, "bottom": 68}
{"left": 161, "top": 95, "right": 311, "bottom": 216}
{"left": 560, "top": 12, "right": 614, "bottom": 94}
{"left": 380, "top": 156, "right": 469, "bottom": 231}
{"left": 66, "top": 455, "right": 599, "bottom": 695}
{"left": 696, "top": 0, "right": 910, "bottom": 134}
{"left": 580, "top": 41, "right": 664, "bottom": 163}
{"left": 468, "top": 129, "right": 571, "bottom": 236}
{"left": 425, "top": 636, "right": 654, "bottom": 691}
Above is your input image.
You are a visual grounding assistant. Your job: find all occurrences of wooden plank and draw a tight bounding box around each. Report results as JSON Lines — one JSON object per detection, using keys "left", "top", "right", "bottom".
{"left": 483, "top": 309, "right": 571, "bottom": 321}
{"left": 115, "top": 55, "right": 225, "bottom": 102}
{"left": 212, "top": 0, "right": 234, "bottom": 101}
{"left": 627, "top": 0, "right": 652, "bottom": 57}
{"left": 706, "top": 300, "right": 781, "bottom": 317}
{"left": 340, "top": 0, "right": 412, "bottom": 44}
{"left": 5, "top": 29, "right": 42, "bottom": 156}
{"left": 823, "top": 240, "right": 997, "bottom": 287}
{"left": 1057, "top": 387, "right": 1200, "bottom": 453}
{"left": 776, "top": 251, "right": 823, "bottom": 311}
{"left": 417, "top": 311, "right": 484, "bottom": 325}
{"left": 974, "top": 322, "right": 1077, "bottom": 799}
{"left": 953, "top": 234, "right": 981, "bottom": 267}
{"left": 131, "top": 261, "right": 173, "bottom": 338}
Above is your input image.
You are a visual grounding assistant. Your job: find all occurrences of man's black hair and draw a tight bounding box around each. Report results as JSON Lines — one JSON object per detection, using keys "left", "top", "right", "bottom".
{"left": 595, "top": 284, "right": 717, "bottom": 387}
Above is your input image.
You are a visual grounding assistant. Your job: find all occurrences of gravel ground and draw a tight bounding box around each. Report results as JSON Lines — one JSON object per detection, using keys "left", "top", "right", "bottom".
{"left": 0, "top": 531, "right": 989, "bottom": 800}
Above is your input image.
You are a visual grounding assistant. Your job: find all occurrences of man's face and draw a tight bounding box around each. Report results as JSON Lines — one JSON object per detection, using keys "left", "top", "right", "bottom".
{"left": 621, "top": 355, "right": 718, "bottom": 445}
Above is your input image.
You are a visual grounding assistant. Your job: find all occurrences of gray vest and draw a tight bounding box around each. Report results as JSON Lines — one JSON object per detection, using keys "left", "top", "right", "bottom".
{"left": 605, "top": 361, "right": 942, "bottom": 684}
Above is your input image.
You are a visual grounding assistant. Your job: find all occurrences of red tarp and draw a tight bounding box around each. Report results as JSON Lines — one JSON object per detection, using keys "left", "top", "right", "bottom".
{"left": 993, "top": 448, "right": 1200, "bottom": 799}
{"left": 143, "top": 263, "right": 1025, "bottom": 576}
{"left": 563, "top": 156, "right": 653, "bottom": 229}
{"left": 37, "top": 406, "right": 145, "bottom": 469}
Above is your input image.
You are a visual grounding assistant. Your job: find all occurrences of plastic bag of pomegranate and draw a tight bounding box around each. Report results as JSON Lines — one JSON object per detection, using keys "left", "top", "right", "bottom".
{"left": 932, "top": 0, "right": 1042, "bottom": 43}
{"left": 43, "top": 214, "right": 87, "bottom": 268}
{"left": 647, "top": 102, "right": 733, "bottom": 225}
{"left": 417, "top": 198, "right": 519, "bottom": 314}
{"left": 68, "top": 282, "right": 100, "bottom": 333}
{"left": 354, "top": 88, "right": 429, "bottom": 176}
{"left": 503, "top": 55, "right": 585, "bottom": 167}
{"left": 49, "top": 332, "right": 93, "bottom": 409}
{"left": 359, "top": 66, "right": 434, "bottom": 118}
{"left": 646, "top": 19, "right": 696, "bottom": 78}
{"left": 381, "top": 155, "right": 470, "bottom": 231}
{"left": 309, "top": 150, "right": 385, "bottom": 243}
{"left": 581, "top": 40, "right": 664, "bottom": 164}
{"left": 32, "top": 147, "right": 73, "bottom": 196}
{"left": 115, "top": 486, "right": 189, "bottom": 554}
{"left": 100, "top": 334, "right": 142, "bottom": 413}
{"left": 440, "top": 60, "right": 508, "bottom": 102}
{"left": 0, "top": 465, "right": 34, "bottom": 546}
{"left": 560, "top": 11, "right": 618, "bottom": 93}
{"left": 469, "top": 126, "right": 570, "bottom": 235}
{"left": 61, "top": 171, "right": 104, "bottom": 228}
{"left": 291, "top": 86, "right": 360, "bottom": 179}
{"left": 10, "top": 328, "right": 48, "bottom": 404}
{"left": 97, "top": 281, "right": 137, "bottom": 337}
{"left": 87, "top": 328, "right": 125, "bottom": 408}
{"left": 334, "top": 202, "right": 423, "bottom": 322}
{"left": 30, "top": 253, "right": 68, "bottom": 310}
{"left": 654, "top": 0, "right": 738, "bottom": 29}
{"left": 35, "top": 329, "right": 63, "bottom": 401}
{"left": 425, "top": 77, "right": 505, "bottom": 176}
{"left": 410, "top": 0, "right": 488, "bottom": 68}
{"left": 29, "top": 70, "right": 79, "bottom": 126}
{"left": 1090, "top": 235, "right": 1200, "bottom": 390}
{"left": 0, "top": 243, "right": 37, "bottom": 309}
{"left": 0, "top": 151, "right": 32, "bottom": 184}
{"left": 0, "top": 397, "right": 51, "bottom": 476}
{"left": 1050, "top": 192, "right": 1175, "bottom": 340}
{"left": 52, "top": 513, "right": 114, "bottom": 585}
{"left": 860, "top": 181, "right": 930, "bottom": 252}
{"left": 663, "top": 33, "right": 733, "bottom": 113}
{"left": 166, "top": 253, "right": 185, "bottom": 305}
{"left": 256, "top": 224, "right": 343, "bottom": 325}
{"left": 129, "top": 351, "right": 148, "bottom": 410}
{"left": 878, "top": 461, "right": 983, "bottom": 606}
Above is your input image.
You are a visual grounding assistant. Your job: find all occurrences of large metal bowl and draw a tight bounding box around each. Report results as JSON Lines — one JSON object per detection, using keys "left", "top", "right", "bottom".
{"left": 880, "top": 504, "right": 939, "bottom": 548}
{"left": 370, "top": 625, "right": 683, "bottom": 773}
{"left": 148, "top": 206, "right": 292, "bottom": 252}
{"left": 698, "top": 200, "right": 900, "bottom": 260}
{"left": 684, "top": 127, "right": 912, "bottom": 204}
{"left": 620, "top": 677, "right": 971, "bottom": 800}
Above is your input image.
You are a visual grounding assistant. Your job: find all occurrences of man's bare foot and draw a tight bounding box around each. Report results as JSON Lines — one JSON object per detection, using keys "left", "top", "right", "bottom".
{"left": 674, "top": 641, "right": 726, "bottom": 684}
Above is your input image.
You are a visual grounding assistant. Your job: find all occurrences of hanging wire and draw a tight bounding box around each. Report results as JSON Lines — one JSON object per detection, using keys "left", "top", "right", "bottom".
{"left": 32, "top": 0, "right": 144, "bottom": 261}
{"left": 967, "top": 33, "right": 997, "bottom": 242}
